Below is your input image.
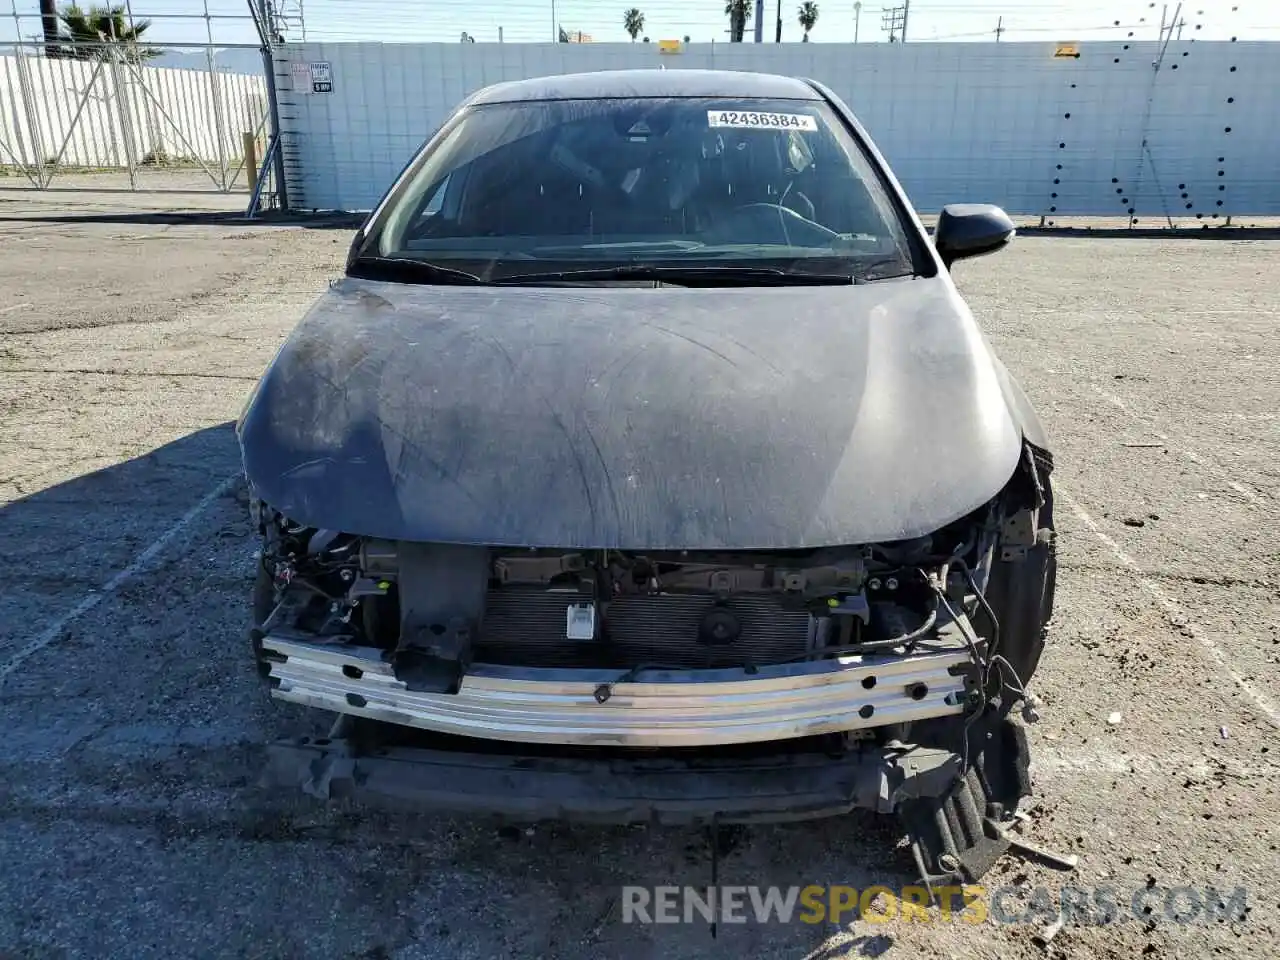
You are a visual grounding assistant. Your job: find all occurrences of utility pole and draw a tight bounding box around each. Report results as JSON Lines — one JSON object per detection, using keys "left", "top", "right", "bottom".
{"left": 775, "top": 0, "right": 782, "bottom": 42}
{"left": 880, "top": 3, "right": 907, "bottom": 43}
{"left": 853, "top": 1, "right": 861, "bottom": 43}
{"left": 754, "top": 0, "right": 764, "bottom": 41}
{"left": 994, "top": 15, "right": 1003, "bottom": 41}
{"left": 1158, "top": 2, "right": 1184, "bottom": 43}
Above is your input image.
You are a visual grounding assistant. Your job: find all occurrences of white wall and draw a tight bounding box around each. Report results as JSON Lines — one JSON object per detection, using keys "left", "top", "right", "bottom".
{"left": 274, "top": 39, "right": 1278, "bottom": 219}
{"left": 0, "top": 52, "right": 267, "bottom": 171}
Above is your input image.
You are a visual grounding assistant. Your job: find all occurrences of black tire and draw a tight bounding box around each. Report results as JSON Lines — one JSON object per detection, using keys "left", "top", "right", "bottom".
{"left": 981, "top": 484, "right": 1057, "bottom": 687}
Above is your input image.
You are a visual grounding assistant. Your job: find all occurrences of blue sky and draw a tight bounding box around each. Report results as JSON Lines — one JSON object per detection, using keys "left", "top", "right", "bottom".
{"left": 2, "top": 0, "right": 1273, "bottom": 46}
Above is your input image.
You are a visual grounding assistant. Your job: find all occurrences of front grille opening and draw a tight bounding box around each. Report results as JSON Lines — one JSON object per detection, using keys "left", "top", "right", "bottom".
{"left": 348, "top": 717, "right": 856, "bottom": 762}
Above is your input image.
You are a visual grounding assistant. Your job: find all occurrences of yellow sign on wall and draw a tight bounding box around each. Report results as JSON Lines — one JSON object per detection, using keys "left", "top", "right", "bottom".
{"left": 1054, "top": 43, "right": 1080, "bottom": 58}
{"left": 657, "top": 39, "right": 683, "bottom": 54}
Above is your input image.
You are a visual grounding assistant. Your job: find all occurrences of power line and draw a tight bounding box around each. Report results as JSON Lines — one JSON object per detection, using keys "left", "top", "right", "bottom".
{"left": 2, "top": 0, "right": 1269, "bottom": 45}
{"left": 881, "top": 2, "right": 908, "bottom": 43}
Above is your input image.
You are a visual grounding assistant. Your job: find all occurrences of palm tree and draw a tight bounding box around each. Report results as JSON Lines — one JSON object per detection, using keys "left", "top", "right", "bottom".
{"left": 797, "top": 1, "right": 818, "bottom": 41}
{"left": 724, "top": 0, "right": 751, "bottom": 42}
{"left": 58, "top": 4, "right": 161, "bottom": 62}
{"left": 623, "top": 8, "right": 645, "bottom": 42}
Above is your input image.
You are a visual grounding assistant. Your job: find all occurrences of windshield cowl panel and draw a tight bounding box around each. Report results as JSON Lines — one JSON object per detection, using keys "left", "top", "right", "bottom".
{"left": 354, "top": 96, "right": 921, "bottom": 284}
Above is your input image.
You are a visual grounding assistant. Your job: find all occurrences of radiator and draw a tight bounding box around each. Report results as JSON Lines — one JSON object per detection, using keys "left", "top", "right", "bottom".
{"left": 475, "top": 586, "right": 816, "bottom": 669}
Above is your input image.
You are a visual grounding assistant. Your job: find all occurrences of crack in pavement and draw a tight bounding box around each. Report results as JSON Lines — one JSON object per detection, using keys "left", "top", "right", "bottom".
{"left": 1028, "top": 356, "right": 1268, "bottom": 505}
{"left": 1, "top": 367, "right": 260, "bottom": 382}
{"left": 1086, "top": 382, "right": 1265, "bottom": 505}
{"left": 1057, "top": 559, "right": 1276, "bottom": 590}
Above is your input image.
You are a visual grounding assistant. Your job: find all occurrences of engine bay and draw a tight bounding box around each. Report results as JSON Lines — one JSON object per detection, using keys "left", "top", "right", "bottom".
{"left": 251, "top": 497, "right": 1008, "bottom": 690}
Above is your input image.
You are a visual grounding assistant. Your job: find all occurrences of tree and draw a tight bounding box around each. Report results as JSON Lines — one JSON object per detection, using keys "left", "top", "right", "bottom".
{"left": 558, "top": 24, "right": 570, "bottom": 42}
{"left": 797, "top": 1, "right": 818, "bottom": 41}
{"left": 57, "top": 4, "right": 161, "bottom": 62}
{"left": 623, "top": 8, "right": 645, "bottom": 42}
{"left": 724, "top": 0, "right": 751, "bottom": 42}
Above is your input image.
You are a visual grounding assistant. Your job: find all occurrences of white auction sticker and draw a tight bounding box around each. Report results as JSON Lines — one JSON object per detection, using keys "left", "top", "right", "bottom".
{"left": 707, "top": 110, "right": 817, "bottom": 131}
{"left": 290, "top": 61, "right": 311, "bottom": 94}
{"left": 566, "top": 602, "right": 597, "bottom": 641}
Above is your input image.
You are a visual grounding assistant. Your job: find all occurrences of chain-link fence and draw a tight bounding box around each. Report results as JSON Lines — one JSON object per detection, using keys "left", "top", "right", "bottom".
{"left": 0, "top": 39, "right": 270, "bottom": 193}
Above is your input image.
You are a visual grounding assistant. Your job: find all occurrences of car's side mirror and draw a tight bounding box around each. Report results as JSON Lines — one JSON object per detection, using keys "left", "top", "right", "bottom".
{"left": 934, "top": 203, "right": 1016, "bottom": 269}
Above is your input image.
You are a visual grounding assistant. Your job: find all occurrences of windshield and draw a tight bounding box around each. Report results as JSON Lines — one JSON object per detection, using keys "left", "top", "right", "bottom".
{"left": 354, "top": 96, "right": 921, "bottom": 284}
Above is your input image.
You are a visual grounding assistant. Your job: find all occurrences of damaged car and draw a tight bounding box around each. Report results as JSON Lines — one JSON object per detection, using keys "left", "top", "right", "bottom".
{"left": 239, "top": 68, "right": 1056, "bottom": 892}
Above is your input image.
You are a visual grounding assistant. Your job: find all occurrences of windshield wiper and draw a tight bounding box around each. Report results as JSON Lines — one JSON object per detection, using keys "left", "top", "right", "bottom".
{"left": 349, "top": 256, "right": 487, "bottom": 285}
{"left": 494, "top": 264, "right": 855, "bottom": 287}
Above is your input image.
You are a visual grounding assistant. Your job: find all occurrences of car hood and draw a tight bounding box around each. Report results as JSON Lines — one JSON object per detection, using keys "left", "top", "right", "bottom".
{"left": 237, "top": 275, "right": 1024, "bottom": 550}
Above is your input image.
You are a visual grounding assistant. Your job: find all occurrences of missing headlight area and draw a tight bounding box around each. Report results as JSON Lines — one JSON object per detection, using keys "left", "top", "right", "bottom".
{"left": 249, "top": 442, "right": 1058, "bottom": 894}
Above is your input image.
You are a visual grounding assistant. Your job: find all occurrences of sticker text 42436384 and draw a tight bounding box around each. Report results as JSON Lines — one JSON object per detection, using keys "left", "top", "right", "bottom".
{"left": 707, "top": 110, "right": 818, "bottom": 131}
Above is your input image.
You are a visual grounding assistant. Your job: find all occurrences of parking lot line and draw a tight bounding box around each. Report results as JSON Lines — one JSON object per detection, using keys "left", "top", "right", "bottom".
{"left": 0, "top": 472, "right": 241, "bottom": 684}
{"left": 1060, "top": 488, "right": 1279, "bottom": 728}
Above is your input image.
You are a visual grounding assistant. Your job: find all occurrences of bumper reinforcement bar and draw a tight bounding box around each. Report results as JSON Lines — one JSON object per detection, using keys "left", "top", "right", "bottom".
{"left": 263, "top": 635, "right": 972, "bottom": 747}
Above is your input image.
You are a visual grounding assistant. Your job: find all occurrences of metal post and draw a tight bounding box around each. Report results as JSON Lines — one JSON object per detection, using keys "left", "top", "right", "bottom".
{"left": 11, "top": 42, "right": 49, "bottom": 186}
{"left": 551, "top": 0, "right": 556, "bottom": 41}
{"left": 250, "top": 0, "right": 288, "bottom": 210}
{"left": 775, "top": 0, "right": 781, "bottom": 42}
{"left": 243, "top": 131, "right": 258, "bottom": 191}
{"left": 853, "top": 2, "right": 861, "bottom": 43}
{"left": 901, "top": 0, "right": 909, "bottom": 42}
{"left": 8, "top": 3, "right": 45, "bottom": 183}
{"left": 259, "top": 50, "right": 287, "bottom": 209}
{"left": 1156, "top": 2, "right": 1179, "bottom": 68}
{"left": 108, "top": 43, "right": 139, "bottom": 188}
{"left": 753, "top": 0, "right": 763, "bottom": 42}
{"left": 245, "top": 133, "right": 277, "bottom": 218}
{"left": 205, "top": 0, "right": 230, "bottom": 190}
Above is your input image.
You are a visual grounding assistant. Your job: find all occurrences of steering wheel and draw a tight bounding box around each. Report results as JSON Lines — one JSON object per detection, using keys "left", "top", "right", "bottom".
{"left": 706, "top": 202, "right": 842, "bottom": 247}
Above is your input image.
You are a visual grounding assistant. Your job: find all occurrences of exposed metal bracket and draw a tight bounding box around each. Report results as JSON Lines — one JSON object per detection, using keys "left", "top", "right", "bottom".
{"left": 999, "top": 508, "right": 1038, "bottom": 561}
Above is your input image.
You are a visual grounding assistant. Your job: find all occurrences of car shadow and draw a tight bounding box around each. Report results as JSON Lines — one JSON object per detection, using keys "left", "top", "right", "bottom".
{"left": 0, "top": 420, "right": 926, "bottom": 957}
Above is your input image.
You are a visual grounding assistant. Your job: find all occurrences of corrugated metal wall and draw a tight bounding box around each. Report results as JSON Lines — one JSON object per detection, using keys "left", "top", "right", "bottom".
{"left": 274, "top": 40, "right": 1277, "bottom": 219}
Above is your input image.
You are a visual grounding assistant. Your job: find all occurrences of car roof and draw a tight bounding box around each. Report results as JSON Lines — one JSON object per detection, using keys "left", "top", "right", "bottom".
{"left": 464, "top": 69, "right": 824, "bottom": 106}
